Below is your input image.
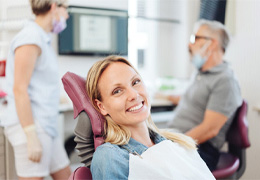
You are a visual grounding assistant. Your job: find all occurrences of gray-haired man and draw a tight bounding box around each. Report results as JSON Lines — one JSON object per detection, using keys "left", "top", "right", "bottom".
{"left": 167, "top": 19, "right": 242, "bottom": 171}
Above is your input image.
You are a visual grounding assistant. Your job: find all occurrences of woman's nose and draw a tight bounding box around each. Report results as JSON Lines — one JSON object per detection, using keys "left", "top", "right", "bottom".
{"left": 65, "top": 11, "right": 69, "bottom": 19}
{"left": 127, "top": 87, "right": 139, "bottom": 101}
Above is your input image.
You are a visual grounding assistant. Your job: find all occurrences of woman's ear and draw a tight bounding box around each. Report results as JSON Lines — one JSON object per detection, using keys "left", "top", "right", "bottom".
{"left": 95, "top": 99, "right": 108, "bottom": 116}
{"left": 50, "top": 3, "right": 57, "bottom": 16}
{"left": 51, "top": 3, "right": 57, "bottom": 10}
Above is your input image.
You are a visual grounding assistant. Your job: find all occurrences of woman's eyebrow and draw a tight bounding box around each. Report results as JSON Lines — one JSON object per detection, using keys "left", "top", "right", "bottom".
{"left": 111, "top": 75, "right": 139, "bottom": 87}
{"left": 130, "top": 74, "right": 138, "bottom": 81}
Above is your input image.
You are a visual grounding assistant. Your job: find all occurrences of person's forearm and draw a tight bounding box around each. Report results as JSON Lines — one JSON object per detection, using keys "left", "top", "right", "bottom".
{"left": 14, "top": 88, "right": 43, "bottom": 162}
{"left": 14, "top": 89, "right": 34, "bottom": 128}
{"left": 185, "top": 124, "right": 218, "bottom": 144}
{"left": 186, "top": 110, "right": 228, "bottom": 144}
{"left": 167, "top": 95, "right": 181, "bottom": 105}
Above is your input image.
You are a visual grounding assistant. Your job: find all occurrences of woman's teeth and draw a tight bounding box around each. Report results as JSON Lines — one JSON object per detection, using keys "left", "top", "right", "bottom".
{"left": 128, "top": 103, "right": 143, "bottom": 112}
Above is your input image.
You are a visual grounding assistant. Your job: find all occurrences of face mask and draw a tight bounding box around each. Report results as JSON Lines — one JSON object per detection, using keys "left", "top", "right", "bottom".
{"left": 52, "top": 16, "right": 67, "bottom": 34}
{"left": 191, "top": 41, "right": 211, "bottom": 69}
{"left": 191, "top": 54, "right": 207, "bottom": 69}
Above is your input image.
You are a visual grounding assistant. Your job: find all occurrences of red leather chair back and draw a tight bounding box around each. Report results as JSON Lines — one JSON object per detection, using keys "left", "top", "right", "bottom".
{"left": 212, "top": 100, "right": 250, "bottom": 179}
{"left": 63, "top": 72, "right": 108, "bottom": 180}
{"left": 69, "top": 167, "right": 92, "bottom": 180}
{"left": 0, "top": 60, "right": 6, "bottom": 77}
{"left": 62, "top": 72, "right": 105, "bottom": 149}
{"left": 227, "top": 100, "right": 250, "bottom": 148}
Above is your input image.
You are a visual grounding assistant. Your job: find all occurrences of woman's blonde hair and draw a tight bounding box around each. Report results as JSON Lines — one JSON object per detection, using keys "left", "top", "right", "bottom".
{"left": 86, "top": 55, "right": 196, "bottom": 150}
{"left": 29, "top": 0, "right": 68, "bottom": 15}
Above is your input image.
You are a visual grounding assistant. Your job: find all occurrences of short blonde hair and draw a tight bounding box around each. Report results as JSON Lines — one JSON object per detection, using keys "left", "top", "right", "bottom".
{"left": 86, "top": 55, "right": 196, "bottom": 149}
{"left": 29, "top": 0, "right": 68, "bottom": 15}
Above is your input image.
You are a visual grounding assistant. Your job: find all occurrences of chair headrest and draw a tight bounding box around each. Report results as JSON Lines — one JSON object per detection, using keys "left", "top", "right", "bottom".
{"left": 227, "top": 100, "right": 250, "bottom": 148}
{"left": 62, "top": 72, "right": 105, "bottom": 149}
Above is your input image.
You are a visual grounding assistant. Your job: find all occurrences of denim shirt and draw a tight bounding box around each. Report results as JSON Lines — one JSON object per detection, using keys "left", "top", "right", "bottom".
{"left": 90, "top": 131, "right": 166, "bottom": 180}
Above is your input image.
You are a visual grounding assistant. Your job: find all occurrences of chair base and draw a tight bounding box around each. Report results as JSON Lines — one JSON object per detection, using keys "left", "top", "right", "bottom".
{"left": 68, "top": 166, "right": 92, "bottom": 180}
{"left": 212, "top": 152, "right": 239, "bottom": 179}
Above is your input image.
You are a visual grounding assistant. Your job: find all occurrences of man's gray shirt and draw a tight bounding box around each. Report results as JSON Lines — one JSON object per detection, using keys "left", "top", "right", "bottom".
{"left": 168, "top": 62, "right": 242, "bottom": 149}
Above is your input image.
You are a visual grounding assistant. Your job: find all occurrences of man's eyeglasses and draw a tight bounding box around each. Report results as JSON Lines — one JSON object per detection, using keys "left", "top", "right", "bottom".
{"left": 190, "top": 34, "right": 212, "bottom": 44}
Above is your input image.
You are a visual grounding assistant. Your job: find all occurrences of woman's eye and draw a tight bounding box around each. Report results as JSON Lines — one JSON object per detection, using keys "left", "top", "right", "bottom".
{"left": 133, "top": 79, "right": 141, "bottom": 86}
{"left": 113, "top": 89, "right": 122, "bottom": 95}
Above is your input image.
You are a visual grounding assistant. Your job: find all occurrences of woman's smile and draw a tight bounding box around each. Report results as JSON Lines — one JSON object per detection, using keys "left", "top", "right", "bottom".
{"left": 126, "top": 101, "right": 144, "bottom": 112}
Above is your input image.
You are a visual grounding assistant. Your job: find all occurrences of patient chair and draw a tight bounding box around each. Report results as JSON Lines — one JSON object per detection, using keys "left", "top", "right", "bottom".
{"left": 62, "top": 72, "right": 105, "bottom": 180}
{"left": 212, "top": 100, "right": 250, "bottom": 179}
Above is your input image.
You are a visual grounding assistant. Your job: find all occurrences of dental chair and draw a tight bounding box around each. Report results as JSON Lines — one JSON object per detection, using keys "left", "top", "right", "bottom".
{"left": 62, "top": 72, "right": 105, "bottom": 180}
{"left": 212, "top": 100, "right": 250, "bottom": 179}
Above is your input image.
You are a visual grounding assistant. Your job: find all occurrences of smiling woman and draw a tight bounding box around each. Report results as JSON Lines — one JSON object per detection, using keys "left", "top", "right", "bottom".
{"left": 86, "top": 55, "right": 216, "bottom": 180}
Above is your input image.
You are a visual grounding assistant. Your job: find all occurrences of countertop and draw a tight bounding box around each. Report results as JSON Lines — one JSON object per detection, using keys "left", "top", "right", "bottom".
{"left": 0, "top": 98, "right": 175, "bottom": 125}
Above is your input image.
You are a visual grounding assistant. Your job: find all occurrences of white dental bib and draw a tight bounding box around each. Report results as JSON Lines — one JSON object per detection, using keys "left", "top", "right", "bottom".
{"left": 128, "top": 140, "right": 215, "bottom": 180}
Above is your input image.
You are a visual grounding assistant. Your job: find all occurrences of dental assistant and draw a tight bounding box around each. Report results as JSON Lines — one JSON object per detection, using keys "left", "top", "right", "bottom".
{"left": 3, "top": 0, "right": 71, "bottom": 179}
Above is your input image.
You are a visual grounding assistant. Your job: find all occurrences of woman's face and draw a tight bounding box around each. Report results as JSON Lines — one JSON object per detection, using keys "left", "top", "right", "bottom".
{"left": 96, "top": 62, "right": 151, "bottom": 128}
{"left": 56, "top": 4, "right": 69, "bottom": 20}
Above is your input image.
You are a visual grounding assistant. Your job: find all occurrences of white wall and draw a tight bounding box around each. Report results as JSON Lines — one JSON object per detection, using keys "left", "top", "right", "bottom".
{"left": 68, "top": 0, "right": 128, "bottom": 10}
{"left": 156, "top": 0, "right": 200, "bottom": 79}
{"left": 225, "top": 0, "right": 260, "bottom": 179}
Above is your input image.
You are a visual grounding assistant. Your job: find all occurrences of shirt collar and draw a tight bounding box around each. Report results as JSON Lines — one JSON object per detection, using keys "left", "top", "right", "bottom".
{"left": 200, "top": 61, "right": 228, "bottom": 74}
{"left": 121, "top": 130, "right": 166, "bottom": 155}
